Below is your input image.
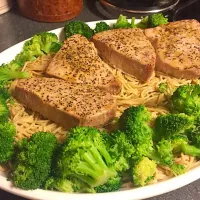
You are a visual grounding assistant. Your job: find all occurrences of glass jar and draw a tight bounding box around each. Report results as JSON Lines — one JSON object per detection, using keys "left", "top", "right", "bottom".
{"left": 17, "top": 0, "right": 83, "bottom": 22}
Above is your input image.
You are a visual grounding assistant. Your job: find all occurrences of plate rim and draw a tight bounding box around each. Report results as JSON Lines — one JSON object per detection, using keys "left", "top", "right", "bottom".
{"left": 0, "top": 19, "right": 200, "bottom": 200}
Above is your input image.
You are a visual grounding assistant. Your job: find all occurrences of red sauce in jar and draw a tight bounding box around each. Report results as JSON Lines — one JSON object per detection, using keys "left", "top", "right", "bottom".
{"left": 17, "top": 0, "right": 83, "bottom": 22}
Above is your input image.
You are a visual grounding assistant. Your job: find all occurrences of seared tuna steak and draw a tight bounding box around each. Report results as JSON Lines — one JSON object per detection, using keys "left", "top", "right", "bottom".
{"left": 91, "top": 28, "right": 156, "bottom": 82}
{"left": 11, "top": 77, "right": 117, "bottom": 130}
{"left": 46, "top": 34, "right": 121, "bottom": 94}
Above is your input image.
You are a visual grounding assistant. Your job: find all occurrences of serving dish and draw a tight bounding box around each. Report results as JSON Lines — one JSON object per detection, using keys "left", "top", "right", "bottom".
{"left": 0, "top": 19, "right": 200, "bottom": 200}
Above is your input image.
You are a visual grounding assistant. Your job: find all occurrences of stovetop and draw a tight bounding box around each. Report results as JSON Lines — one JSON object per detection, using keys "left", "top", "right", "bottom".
{"left": 174, "top": 0, "right": 200, "bottom": 21}
{"left": 99, "top": 0, "right": 200, "bottom": 21}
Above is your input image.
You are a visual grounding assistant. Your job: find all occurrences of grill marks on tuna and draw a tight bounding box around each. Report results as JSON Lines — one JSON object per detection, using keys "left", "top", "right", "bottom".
{"left": 91, "top": 28, "right": 156, "bottom": 82}
{"left": 46, "top": 34, "right": 121, "bottom": 95}
{"left": 145, "top": 20, "right": 200, "bottom": 79}
{"left": 11, "top": 78, "right": 117, "bottom": 130}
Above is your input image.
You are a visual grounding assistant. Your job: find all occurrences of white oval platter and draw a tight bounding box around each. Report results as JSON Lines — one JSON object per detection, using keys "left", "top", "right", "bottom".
{"left": 0, "top": 19, "right": 200, "bottom": 200}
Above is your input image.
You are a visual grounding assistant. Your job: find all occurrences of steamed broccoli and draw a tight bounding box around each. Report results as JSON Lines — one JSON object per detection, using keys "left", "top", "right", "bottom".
{"left": 187, "top": 126, "right": 200, "bottom": 148}
{"left": 0, "top": 63, "right": 30, "bottom": 81}
{"left": 171, "top": 163, "right": 185, "bottom": 176}
{"left": 132, "top": 157, "right": 156, "bottom": 186}
{"left": 94, "top": 22, "right": 110, "bottom": 34}
{"left": 45, "top": 177, "right": 95, "bottom": 193}
{"left": 118, "top": 105, "right": 154, "bottom": 158}
{"left": 181, "top": 144, "right": 200, "bottom": 157}
{"left": 158, "top": 82, "right": 168, "bottom": 93}
{"left": 94, "top": 174, "right": 122, "bottom": 193}
{"left": 0, "top": 122, "right": 16, "bottom": 164}
{"left": 113, "top": 15, "right": 136, "bottom": 29}
{"left": 55, "top": 127, "right": 118, "bottom": 190}
{"left": 171, "top": 84, "right": 200, "bottom": 116}
{"left": 136, "top": 16, "right": 149, "bottom": 29}
{"left": 171, "top": 134, "right": 189, "bottom": 153}
{"left": 31, "top": 32, "right": 61, "bottom": 54}
{"left": 154, "top": 113, "right": 194, "bottom": 141}
{"left": 0, "top": 97, "right": 9, "bottom": 123}
{"left": 12, "top": 132, "right": 58, "bottom": 190}
{"left": 64, "top": 20, "right": 94, "bottom": 39}
{"left": 104, "top": 130, "right": 135, "bottom": 172}
{"left": 148, "top": 13, "right": 168, "bottom": 28}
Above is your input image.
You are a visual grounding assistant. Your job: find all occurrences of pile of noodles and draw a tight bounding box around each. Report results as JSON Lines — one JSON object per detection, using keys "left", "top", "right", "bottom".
{"left": 1, "top": 54, "right": 200, "bottom": 188}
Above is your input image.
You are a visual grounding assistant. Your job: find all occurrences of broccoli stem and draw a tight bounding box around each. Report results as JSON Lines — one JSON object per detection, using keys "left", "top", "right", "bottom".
{"left": 75, "top": 147, "right": 116, "bottom": 187}
{"left": 181, "top": 144, "right": 200, "bottom": 157}
{"left": 0, "top": 69, "right": 30, "bottom": 81}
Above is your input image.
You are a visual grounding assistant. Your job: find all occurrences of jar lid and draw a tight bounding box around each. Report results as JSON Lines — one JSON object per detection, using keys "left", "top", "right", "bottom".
{"left": 99, "top": 0, "right": 180, "bottom": 14}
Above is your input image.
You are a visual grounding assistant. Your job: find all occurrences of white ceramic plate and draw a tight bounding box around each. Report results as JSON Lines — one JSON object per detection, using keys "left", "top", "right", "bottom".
{"left": 0, "top": 19, "right": 200, "bottom": 200}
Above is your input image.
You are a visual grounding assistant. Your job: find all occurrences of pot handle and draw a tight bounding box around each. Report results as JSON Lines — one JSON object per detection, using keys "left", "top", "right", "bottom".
{"left": 171, "top": 0, "right": 199, "bottom": 21}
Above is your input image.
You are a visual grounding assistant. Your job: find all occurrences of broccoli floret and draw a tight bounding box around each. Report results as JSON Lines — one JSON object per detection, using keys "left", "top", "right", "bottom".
{"left": 171, "top": 84, "right": 200, "bottom": 116}
{"left": 64, "top": 21, "right": 94, "bottom": 39}
{"left": 94, "top": 22, "right": 110, "bottom": 34}
{"left": 113, "top": 14, "right": 131, "bottom": 29}
{"left": 118, "top": 105, "right": 154, "bottom": 158}
{"left": 148, "top": 13, "right": 168, "bottom": 28}
{"left": 155, "top": 139, "right": 174, "bottom": 166}
{"left": 171, "top": 134, "right": 189, "bottom": 153}
{"left": 12, "top": 132, "right": 58, "bottom": 190}
{"left": 104, "top": 130, "right": 135, "bottom": 172}
{"left": 187, "top": 126, "right": 200, "bottom": 148}
{"left": 44, "top": 177, "right": 74, "bottom": 193}
{"left": 49, "top": 42, "right": 62, "bottom": 53}
{"left": 0, "top": 122, "right": 16, "bottom": 164}
{"left": 45, "top": 176, "right": 95, "bottom": 193}
{"left": 0, "top": 63, "right": 30, "bottom": 82}
{"left": 113, "top": 15, "right": 136, "bottom": 29}
{"left": 180, "top": 144, "right": 200, "bottom": 157}
{"left": 158, "top": 82, "right": 168, "bottom": 93}
{"left": 0, "top": 97, "right": 9, "bottom": 123}
{"left": 171, "top": 163, "right": 185, "bottom": 176}
{"left": 55, "top": 127, "right": 117, "bottom": 188}
{"left": 132, "top": 157, "right": 156, "bottom": 186}
{"left": 32, "top": 32, "right": 60, "bottom": 54}
{"left": 136, "top": 16, "right": 149, "bottom": 29}
{"left": 94, "top": 174, "right": 122, "bottom": 193}
{"left": 154, "top": 113, "right": 194, "bottom": 141}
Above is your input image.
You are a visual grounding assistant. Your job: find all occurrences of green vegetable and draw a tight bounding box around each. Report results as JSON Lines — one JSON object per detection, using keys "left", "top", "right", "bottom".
{"left": 55, "top": 127, "right": 117, "bottom": 190}
{"left": 154, "top": 113, "right": 194, "bottom": 141}
{"left": 158, "top": 82, "right": 168, "bottom": 93}
{"left": 148, "top": 13, "right": 168, "bottom": 28}
{"left": 94, "top": 175, "right": 122, "bottom": 193}
{"left": 31, "top": 32, "right": 61, "bottom": 54}
{"left": 113, "top": 15, "right": 136, "bottom": 29}
{"left": 136, "top": 16, "right": 149, "bottom": 29}
{"left": 94, "top": 22, "right": 111, "bottom": 33}
{"left": 0, "top": 63, "right": 30, "bottom": 82}
{"left": 171, "top": 84, "right": 200, "bottom": 116}
{"left": 0, "top": 122, "right": 16, "bottom": 164}
{"left": 104, "top": 130, "right": 135, "bottom": 172}
{"left": 181, "top": 144, "right": 200, "bottom": 157}
{"left": 132, "top": 157, "right": 156, "bottom": 186}
{"left": 12, "top": 132, "right": 58, "bottom": 190}
{"left": 118, "top": 105, "right": 154, "bottom": 158}
{"left": 0, "top": 97, "right": 9, "bottom": 123}
{"left": 64, "top": 20, "right": 94, "bottom": 39}
{"left": 171, "top": 163, "right": 185, "bottom": 176}
{"left": 45, "top": 177, "right": 95, "bottom": 193}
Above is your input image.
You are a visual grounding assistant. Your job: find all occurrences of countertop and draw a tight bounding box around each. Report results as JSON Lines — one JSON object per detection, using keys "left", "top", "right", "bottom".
{"left": 0, "top": 1, "right": 200, "bottom": 200}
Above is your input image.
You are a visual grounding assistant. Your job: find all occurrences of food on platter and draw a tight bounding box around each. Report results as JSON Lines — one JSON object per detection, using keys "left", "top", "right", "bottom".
{"left": 145, "top": 20, "right": 200, "bottom": 79}
{"left": 0, "top": 13, "right": 200, "bottom": 195}
{"left": 46, "top": 34, "right": 121, "bottom": 94}
{"left": 11, "top": 77, "right": 117, "bottom": 129}
{"left": 92, "top": 28, "right": 156, "bottom": 82}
